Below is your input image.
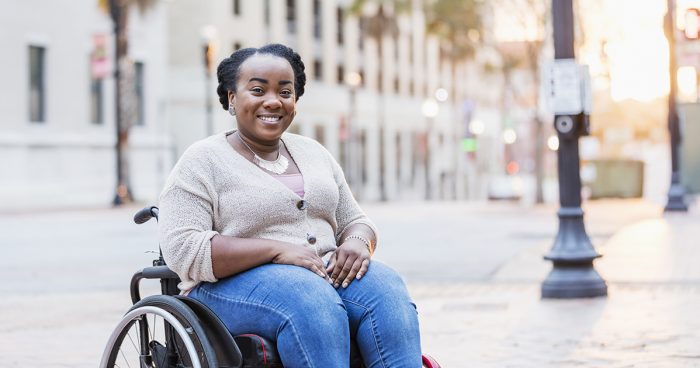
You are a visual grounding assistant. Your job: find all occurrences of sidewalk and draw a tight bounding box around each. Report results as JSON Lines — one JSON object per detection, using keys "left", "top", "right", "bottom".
{"left": 397, "top": 200, "right": 700, "bottom": 367}
{"left": 0, "top": 198, "right": 698, "bottom": 367}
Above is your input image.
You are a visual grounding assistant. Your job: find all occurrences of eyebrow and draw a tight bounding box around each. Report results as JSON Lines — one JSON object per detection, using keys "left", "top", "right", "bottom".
{"left": 248, "top": 77, "right": 293, "bottom": 86}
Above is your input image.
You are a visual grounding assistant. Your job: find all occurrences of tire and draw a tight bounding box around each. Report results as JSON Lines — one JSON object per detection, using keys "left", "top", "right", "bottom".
{"left": 100, "top": 295, "right": 219, "bottom": 368}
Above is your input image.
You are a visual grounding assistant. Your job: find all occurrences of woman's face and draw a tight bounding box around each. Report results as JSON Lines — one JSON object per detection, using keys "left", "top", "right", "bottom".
{"left": 229, "top": 54, "right": 296, "bottom": 143}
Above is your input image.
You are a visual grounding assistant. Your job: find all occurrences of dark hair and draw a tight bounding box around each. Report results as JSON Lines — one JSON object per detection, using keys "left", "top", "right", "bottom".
{"left": 216, "top": 43, "right": 307, "bottom": 110}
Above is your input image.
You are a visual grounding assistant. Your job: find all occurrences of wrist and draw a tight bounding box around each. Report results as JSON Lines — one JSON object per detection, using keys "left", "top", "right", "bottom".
{"left": 344, "top": 234, "right": 374, "bottom": 255}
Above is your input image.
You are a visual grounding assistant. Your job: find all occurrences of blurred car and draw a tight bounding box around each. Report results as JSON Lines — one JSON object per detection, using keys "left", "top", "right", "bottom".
{"left": 488, "top": 174, "right": 524, "bottom": 200}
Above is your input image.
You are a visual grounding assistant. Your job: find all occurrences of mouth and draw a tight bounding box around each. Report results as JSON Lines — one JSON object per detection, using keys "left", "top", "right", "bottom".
{"left": 257, "top": 114, "right": 283, "bottom": 123}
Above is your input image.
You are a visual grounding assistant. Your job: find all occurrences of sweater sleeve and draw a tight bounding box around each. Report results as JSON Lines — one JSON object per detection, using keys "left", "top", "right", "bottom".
{"left": 158, "top": 150, "right": 219, "bottom": 292}
{"left": 326, "top": 148, "right": 379, "bottom": 244}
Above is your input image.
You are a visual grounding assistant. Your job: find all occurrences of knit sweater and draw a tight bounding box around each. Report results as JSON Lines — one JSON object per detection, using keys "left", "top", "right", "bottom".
{"left": 158, "top": 131, "right": 378, "bottom": 292}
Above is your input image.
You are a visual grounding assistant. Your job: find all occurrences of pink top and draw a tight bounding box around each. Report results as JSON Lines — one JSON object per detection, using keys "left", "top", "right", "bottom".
{"left": 273, "top": 173, "right": 305, "bottom": 198}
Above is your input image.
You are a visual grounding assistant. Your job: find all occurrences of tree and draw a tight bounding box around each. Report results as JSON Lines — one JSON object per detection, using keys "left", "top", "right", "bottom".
{"left": 101, "top": 0, "right": 157, "bottom": 205}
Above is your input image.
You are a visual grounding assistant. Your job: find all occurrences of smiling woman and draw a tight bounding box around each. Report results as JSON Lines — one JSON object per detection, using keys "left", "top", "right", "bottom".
{"left": 157, "top": 43, "right": 424, "bottom": 367}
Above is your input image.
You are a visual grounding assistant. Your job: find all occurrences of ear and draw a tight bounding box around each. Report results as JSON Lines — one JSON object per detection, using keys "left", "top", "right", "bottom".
{"left": 228, "top": 91, "right": 235, "bottom": 106}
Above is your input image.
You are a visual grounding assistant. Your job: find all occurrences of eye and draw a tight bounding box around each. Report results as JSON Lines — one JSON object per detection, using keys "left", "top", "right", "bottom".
{"left": 251, "top": 87, "right": 264, "bottom": 94}
{"left": 280, "top": 89, "right": 293, "bottom": 98}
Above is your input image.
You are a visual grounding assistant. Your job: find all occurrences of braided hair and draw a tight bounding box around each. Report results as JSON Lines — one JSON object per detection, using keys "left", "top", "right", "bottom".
{"left": 216, "top": 44, "right": 307, "bottom": 110}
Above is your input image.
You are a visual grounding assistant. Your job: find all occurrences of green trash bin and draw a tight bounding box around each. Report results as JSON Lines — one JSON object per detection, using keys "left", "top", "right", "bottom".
{"left": 587, "top": 159, "right": 644, "bottom": 199}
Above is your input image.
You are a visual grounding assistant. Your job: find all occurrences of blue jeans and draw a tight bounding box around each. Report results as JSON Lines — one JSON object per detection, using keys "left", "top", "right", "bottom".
{"left": 188, "top": 261, "right": 421, "bottom": 368}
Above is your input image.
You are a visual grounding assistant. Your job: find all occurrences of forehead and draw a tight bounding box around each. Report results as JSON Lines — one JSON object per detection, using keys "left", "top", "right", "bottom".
{"left": 238, "top": 54, "right": 294, "bottom": 82}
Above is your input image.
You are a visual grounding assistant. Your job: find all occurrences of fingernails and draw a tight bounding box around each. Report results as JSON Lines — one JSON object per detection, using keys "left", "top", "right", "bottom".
{"left": 334, "top": 283, "right": 339, "bottom": 288}
{"left": 342, "top": 282, "right": 348, "bottom": 288}
{"left": 356, "top": 274, "right": 362, "bottom": 280}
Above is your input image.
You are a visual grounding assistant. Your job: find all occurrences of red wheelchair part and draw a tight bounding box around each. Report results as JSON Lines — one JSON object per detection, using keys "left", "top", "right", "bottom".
{"left": 422, "top": 354, "right": 441, "bottom": 368}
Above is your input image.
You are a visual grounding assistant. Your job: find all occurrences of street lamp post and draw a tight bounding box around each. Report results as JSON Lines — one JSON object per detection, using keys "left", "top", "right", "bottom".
{"left": 664, "top": 0, "right": 689, "bottom": 212}
{"left": 541, "top": 0, "right": 607, "bottom": 299}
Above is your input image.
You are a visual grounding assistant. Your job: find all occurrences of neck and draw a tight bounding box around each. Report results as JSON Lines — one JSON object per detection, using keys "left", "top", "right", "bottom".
{"left": 236, "top": 131, "right": 280, "bottom": 157}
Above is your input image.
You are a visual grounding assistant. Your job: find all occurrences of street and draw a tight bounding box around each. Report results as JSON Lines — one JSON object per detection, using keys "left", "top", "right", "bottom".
{"left": 1, "top": 199, "right": 699, "bottom": 367}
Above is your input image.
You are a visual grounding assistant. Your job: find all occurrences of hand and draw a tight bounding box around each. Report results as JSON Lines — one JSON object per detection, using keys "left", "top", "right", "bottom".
{"left": 272, "top": 243, "right": 329, "bottom": 280}
{"left": 326, "top": 239, "right": 371, "bottom": 288}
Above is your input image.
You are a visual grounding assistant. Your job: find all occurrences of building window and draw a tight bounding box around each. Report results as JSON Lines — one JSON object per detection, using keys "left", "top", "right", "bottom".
{"left": 337, "top": 65, "right": 345, "bottom": 85}
{"left": 233, "top": 0, "right": 241, "bottom": 16}
{"left": 313, "top": 0, "right": 321, "bottom": 39}
{"left": 264, "top": 0, "right": 270, "bottom": 25}
{"left": 29, "top": 45, "right": 46, "bottom": 123}
{"left": 393, "top": 78, "right": 399, "bottom": 94}
{"left": 313, "top": 59, "right": 322, "bottom": 80}
{"left": 90, "top": 65, "right": 103, "bottom": 125}
{"left": 286, "top": 0, "right": 296, "bottom": 34}
{"left": 134, "top": 61, "right": 145, "bottom": 126}
{"left": 337, "top": 7, "right": 344, "bottom": 45}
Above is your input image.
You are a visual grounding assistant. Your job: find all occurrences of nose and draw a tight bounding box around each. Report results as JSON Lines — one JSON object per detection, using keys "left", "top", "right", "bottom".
{"left": 262, "top": 95, "right": 282, "bottom": 109}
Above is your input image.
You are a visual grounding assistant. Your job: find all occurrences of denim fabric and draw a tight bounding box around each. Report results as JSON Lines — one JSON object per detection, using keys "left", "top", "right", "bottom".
{"left": 188, "top": 261, "right": 421, "bottom": 368}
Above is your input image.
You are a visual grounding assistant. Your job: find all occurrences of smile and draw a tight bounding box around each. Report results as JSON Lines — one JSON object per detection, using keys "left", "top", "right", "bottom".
{"left": 257, "top": 115, "right": 282, "bottom": 123}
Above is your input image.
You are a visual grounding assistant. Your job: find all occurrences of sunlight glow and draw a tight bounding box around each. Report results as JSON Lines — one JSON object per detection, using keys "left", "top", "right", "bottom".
{"left": 608, "top": 31, "right": 669, "bottom": 102}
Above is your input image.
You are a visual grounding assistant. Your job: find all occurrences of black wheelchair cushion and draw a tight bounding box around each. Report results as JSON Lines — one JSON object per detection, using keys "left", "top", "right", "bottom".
{"left": 234, "top": 334, "right": 365, "bottom": 368}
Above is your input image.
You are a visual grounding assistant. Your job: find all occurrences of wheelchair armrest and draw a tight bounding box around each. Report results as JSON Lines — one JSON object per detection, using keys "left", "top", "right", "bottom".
{"left": 130, "top": 266, "right": 181, "bottom": 304}
{"left": 141, "top": 265, "right": 179, "bottom": 280}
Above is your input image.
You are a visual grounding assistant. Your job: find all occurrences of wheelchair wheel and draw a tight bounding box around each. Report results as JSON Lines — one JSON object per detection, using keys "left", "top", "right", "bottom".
{"left": 100, "top": 295, "right": 218, "bottom": 368}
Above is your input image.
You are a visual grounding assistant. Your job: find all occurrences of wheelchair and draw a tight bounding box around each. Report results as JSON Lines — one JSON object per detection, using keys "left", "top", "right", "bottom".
{"left": 100, "top": 206, "right": 442, "bottom": 368}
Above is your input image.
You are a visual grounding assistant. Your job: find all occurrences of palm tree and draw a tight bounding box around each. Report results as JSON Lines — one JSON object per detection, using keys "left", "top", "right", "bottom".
{"left": 102, "top": 0, "right": 157, "bottom": 205}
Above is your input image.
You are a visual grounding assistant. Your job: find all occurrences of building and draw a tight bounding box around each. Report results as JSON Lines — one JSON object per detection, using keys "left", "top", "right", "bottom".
{"left": 167, "top": 0, "right": 508, "bottom": 202}
{"left": 0, "top": 0, "right": 173, "bottom": 211}
{"left": 0, "top": 0, "right": 516, "bottom": 211}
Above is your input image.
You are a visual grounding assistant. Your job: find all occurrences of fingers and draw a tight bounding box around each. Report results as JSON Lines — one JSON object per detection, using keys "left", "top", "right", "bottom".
{"left": 340, "top": 257, "right": 365, "bottom": 288}
{"left": 308, "top": 260, "right": 327, "bottom": 279}
{"left": 356, "top": 259, "right": 370, "bottom": 280}
{"left": 325, "top": 253, "right": 336, "bottom": 275}
{"left": 330, "top": 252, "right": 348, "bottom": 287}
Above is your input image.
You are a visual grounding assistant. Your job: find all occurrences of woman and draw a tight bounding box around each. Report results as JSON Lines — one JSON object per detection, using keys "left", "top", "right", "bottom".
{"left": 158, "top": 43, "right": 421, "bottom": 367}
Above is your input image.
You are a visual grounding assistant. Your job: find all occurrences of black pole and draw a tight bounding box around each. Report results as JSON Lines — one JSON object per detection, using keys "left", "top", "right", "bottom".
{"left": 110, "top": 0, "right": 132, "bottom": 205}
{"left": 541, "top": 0, "right": 607, "bottom": 299}
{"left": 664, "top": 0, "right": 688, "bottom": 212}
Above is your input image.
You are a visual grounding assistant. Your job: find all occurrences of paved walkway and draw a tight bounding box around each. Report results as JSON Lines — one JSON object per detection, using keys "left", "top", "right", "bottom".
{"left": 400, "top": 200, "right": 700, "bottom": 367}
{"left": 1, "top": 198, "right": 698, "bottom": 367}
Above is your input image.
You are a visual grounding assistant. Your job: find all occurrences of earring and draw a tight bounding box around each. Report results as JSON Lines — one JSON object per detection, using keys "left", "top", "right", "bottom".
{"left": 228, "top": 104, "right": 236, "bottom": 116}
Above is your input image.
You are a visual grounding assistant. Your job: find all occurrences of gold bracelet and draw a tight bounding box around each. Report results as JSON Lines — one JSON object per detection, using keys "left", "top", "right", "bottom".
{"left": 345, "top": 234, "right": 374, "bottom": 255}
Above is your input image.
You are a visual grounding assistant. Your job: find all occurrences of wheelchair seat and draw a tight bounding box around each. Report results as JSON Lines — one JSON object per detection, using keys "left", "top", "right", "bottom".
{"left": 233, "top": 333, "right": 365, "bottom": 368}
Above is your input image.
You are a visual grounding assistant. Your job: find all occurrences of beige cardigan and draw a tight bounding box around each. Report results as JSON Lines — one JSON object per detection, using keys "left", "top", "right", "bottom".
{"left": 158, "top": 131, "right": 378, "bottom": 292}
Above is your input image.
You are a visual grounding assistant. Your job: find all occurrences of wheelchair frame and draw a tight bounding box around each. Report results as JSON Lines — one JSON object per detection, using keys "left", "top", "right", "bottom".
{"left": 100, "top": 206, "right": 441, "bottom": 368}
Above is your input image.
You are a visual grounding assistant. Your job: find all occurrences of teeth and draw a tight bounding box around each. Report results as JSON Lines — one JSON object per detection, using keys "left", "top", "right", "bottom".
{"left": 258, "top": 116, "right": 280, "bottom": 122}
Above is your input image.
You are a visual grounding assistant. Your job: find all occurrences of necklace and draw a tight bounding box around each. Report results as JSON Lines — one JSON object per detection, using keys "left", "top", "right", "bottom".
{"left": 237, "top": 132, "right": 289, "bottom": 174}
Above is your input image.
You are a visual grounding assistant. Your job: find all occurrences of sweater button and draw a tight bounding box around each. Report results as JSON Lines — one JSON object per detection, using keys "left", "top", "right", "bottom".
{"left": 296, "top": 200, "right": 308, "bottom": 210}
{"left": 306, "top": 234, "right": 317, "bottom": 245}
